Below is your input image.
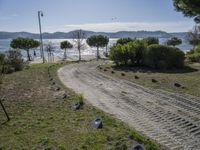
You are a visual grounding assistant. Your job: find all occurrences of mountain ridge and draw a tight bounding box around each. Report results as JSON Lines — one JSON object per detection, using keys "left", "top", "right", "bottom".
{"left": 0, "top": 30, "right": 188, "bottom": 39}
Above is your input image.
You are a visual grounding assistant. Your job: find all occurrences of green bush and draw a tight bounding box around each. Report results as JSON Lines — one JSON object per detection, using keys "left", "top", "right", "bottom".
{"left": 0, "top": 54, "right": 5, "bottom": 84}
{"left": 142, "top": 37, "right": 159, "bottom": 46}
{"left": 128, "top": 40, "right": 146, "bottom": 65}
{"left": 187, "top": 53, "right": 200, "bottom": 62}
{"left": 3, "top": 50, "right": 24, "bottom": 73}
{"left": 109, "top": 44, "right": 129, "bottom": 66}
{"left": 116, "top": 38, "right": 135, "bottom": 45}
{"left": 145, "top": 44, "right": 185, "bottom": 69}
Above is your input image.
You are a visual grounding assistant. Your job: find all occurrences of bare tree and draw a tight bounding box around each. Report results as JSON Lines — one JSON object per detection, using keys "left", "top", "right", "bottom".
{"left": 45, "top": 42, "right": 55, "bottom": 62}
{"left": 71, "top": 30, "right": 86, "bottom": 61}
{"left": 187, "top": 25, "right": 200, "bottom": 48}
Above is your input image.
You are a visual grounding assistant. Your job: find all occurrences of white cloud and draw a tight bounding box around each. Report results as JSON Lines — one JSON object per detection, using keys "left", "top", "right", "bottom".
{"left": 50, "top": 21, "right": 194, "bottom": 33}
{"left": 0, "top": 13, "right": 19, "bottom": 21}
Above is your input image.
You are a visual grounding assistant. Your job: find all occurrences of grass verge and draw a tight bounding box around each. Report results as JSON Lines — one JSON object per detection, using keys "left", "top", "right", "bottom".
{"left": 98, "top": 62, "right": 200, "bottom": 97}
{"left": 0, "top": 61, "right": 164, "bottom": 150}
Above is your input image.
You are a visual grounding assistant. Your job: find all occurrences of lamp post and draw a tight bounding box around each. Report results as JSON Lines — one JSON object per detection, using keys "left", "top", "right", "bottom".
{"left": 38, "top": 11, "right": 45, "bottom": 63}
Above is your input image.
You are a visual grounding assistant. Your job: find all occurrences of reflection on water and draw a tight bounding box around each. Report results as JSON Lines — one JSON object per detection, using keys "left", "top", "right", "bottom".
{"left": 0, "top": 38, "right": 192, "bottom": 58}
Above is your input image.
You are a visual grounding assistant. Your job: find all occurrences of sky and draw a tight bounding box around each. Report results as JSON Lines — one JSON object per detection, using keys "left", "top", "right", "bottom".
{"left": 0, "top": 0, "right": 195, "bottom": 33}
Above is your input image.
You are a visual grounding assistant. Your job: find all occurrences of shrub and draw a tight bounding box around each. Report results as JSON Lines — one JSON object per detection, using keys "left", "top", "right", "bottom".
{"left": 145, "top": 44, "right": 185, "bottom": 69}
{"left": 166, "top": 37, "right": 182, "bottom": 47}
{"left": 4, "top": 50, "right": 24, "bottom": 73}
{"left": 0, "top": 54, "right": 5, "bottom": 84}
{"left": 187, "top": 53, "right": 200, "bottom": 62}
{"left": 142, "top": 37, "right": 159, "bottom": 46}
{"left": 110, "top": 40, "right": 146, "bottom": 66}
{"left": 109, "top": 44, "right": 129, "bottom": 66}
{"left": 116, "top": 38, "right": 135, "bottom": 45}
{"left": 128, "top": 40, "right": 147, "bottom": 65}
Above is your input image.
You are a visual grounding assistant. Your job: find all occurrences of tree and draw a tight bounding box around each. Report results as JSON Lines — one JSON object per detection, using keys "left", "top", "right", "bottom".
{"left": 166, "top": 37, "right": 182, "bottom": 47}
{"left": 187, "top": 25, "right": 200, "bottom": 48}
{"left": 87, "top": 35, "right": 109, "bottom": 60}
{"left": 142, "top": 37, "right": 159, "bottom": 46}
{"left": 173, "top": 0, "right": 200, "bottom": 23}
{"left": 45, "top": 42, "right": 55, "bottom": 62}
{"left": 10, "top": 37, "right": 40, "bottom": 61}
{"left": 71, "top": 30, "right": 86, "bottom": 61}
{"left": 116, "top": 38, "right": 134, "bottom": 45}
{"left": 60, "top": 40, "right": 73, "bottom": 59}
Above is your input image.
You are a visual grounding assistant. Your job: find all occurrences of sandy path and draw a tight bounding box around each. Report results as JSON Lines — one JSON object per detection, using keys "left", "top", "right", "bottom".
{"left": 58, "top": 60, "right": 200, "bottom": 150}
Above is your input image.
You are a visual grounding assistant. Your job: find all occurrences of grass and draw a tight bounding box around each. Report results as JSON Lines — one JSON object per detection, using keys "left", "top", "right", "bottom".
{"left": 99, "top": 62, "right": 200, "bottom": 97}
{"left": 0, "top": 61, "right": 164, "bottom": 150}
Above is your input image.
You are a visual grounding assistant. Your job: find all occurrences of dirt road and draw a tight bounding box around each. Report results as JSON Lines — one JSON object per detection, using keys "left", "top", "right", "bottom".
{"left": 58, "top": 61, "right": 200, "bottom": 150}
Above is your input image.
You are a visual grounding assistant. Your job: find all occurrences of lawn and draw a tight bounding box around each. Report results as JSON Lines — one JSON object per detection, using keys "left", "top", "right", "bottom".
{"left": 0, "top": 61, "right": 163, "bottom": 150}
{"left": 98, "top": 62, "right": 200, "bottom": 98}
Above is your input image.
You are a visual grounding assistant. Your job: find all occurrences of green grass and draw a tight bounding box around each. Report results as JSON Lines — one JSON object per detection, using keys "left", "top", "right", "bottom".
{"left": 0, "top": 61, "right": 164, "bottom": 150}
{"left": 99, "top": 62, "right": 200, "bottom": 97}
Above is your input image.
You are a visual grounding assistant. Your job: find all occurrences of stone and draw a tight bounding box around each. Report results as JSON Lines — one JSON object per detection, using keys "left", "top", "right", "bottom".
{"left": 91, "top": 118, "right": 103, "bottom": 129}
{"left": 111, "top": 71, "right": 115, "bottom": 74}
{"left": 62, "top": 93, "right": 68, "bottom": 99}
{"left": 49, "top": 78, "right": 53, "bottom": 81}
{"left": 135, "top": 76, "right": 139, "bottom": 79}
{"left": 121, "top": 73, "right": 125, "bottom": 76}
{"left": 104, "top": 69, "right": 107, "bottom": 71}
{"left": 52, "top": 82, "right": 56, "bottom": 85}
{"left": 55, "top": 87, "right": 60, "bottom": 91}
{"left": 71, "top": 102, "right": 80, "bottom": 111}
{"left": 174, "top": 83, "right": 181, "bottom": 87}
{"left": 132, "top": 144, "right": 145, "bottom": 150}
{"left": 152, "top": 79, "right": 158, "bottom": 83}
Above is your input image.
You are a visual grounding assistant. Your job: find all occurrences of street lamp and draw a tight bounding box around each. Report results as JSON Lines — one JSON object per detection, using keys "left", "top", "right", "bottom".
{"left": 38, "top": 11, "right": 45, "bottom": 63}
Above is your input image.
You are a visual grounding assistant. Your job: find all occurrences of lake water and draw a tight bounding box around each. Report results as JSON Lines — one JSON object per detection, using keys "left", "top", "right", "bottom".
{"left": 0, "top": 38, "right": 192, "bottom": 58}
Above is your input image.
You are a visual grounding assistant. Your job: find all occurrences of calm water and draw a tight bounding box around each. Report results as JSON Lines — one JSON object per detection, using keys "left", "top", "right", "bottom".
{"left": 0, "top": 38, "right": 192, "bottom": 58}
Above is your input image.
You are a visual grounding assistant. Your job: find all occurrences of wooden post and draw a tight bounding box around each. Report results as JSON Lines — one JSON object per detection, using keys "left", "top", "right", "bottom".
{"left": 0, "top": 98, "right": 10, "bottom": 122}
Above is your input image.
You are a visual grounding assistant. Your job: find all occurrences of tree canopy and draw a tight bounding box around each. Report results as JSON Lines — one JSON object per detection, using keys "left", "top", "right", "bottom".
{"left": 60, "top": 40, "right": 73, "bottom": 50}
{"left": 187, "top": 25, "right": 200, "bottom": 48}
{"left": 87, "top": 35, "right": 109, "bottom": 60}
{"left": 116, "top": 38, "right": 134, "bottom": 45}
{"left": 60, "top": 40, "right": 73, "bottom": 59}
{"left": 173, "top": 0, "right": 200, "bottom": 23}
{"left": 142, "top": 37, "right": 159, "bottom": 46}
{"left": 166, "top": 37, "right": 182, "bottom": 47}
{"left": 10, "top": 37, "right": 40, "bottom": 61}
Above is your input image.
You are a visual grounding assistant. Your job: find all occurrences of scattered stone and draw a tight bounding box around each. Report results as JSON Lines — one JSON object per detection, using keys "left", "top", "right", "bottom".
{"left": 182, "top": 86, "right": 186, "bottom": 89}
{"left": 174, "top": 83, "right": 181, "bottom": 88}
{"left": 121, "top": 73, "right": 125, "bottom": 76}
{"left": 104, "top": 69, "right": 107, "bottom": 71}
{"left": 99, "top": 67, "right": 102, "bottom": 70}
{"left": 62, "top": 93, "right": 68, "bottom": 99}
{"left": 111, "top": 71, "right": 115, "bottom": 74}
{"left": 90, "top": 118, "right": 103, "bottom": 129}
{"left": 54, "top": 87, "right": 60, "bottom": 91}
{"left": 135, "top": 76, "right": 139, "bottom": 79}
{"left": 52, "top": 82, "right": 56, "bottom": 85}
{"left": 132, "top": 144, "right": 145, "bottom": 150}
{"left": 49, "top": 78, "right": 53, "bottom": 81}
{"left": 152, "top": 79, "right": 158, "bottom": 83}
{"left": 71, "top": 102, "right": 80, "bottom": 111}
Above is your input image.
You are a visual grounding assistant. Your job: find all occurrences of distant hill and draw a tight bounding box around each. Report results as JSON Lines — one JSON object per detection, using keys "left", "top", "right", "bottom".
{"left": 0, "top": 30, "right": 188, "bottom": 39}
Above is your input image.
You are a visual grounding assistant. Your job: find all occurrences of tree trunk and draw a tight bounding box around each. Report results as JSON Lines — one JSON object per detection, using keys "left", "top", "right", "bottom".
{"left": 78, "top": 48, "right": 81, "bottom": 61}
{"left": 64, "top": 49, "right": 67, "bottom": 59}
{"left": 97, "top": 47, "right": 99, "bottom": 61}
{"left": 106, "top": 45, "right": 108, "bottom": 56}
{"left": 27, "top": 49, "right": 31, "bottom": 61}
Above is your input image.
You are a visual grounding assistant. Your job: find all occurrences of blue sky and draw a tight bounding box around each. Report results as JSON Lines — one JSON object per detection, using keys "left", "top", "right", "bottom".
{"left": 0, "top": 0, "right": 195, "bottom": 33}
